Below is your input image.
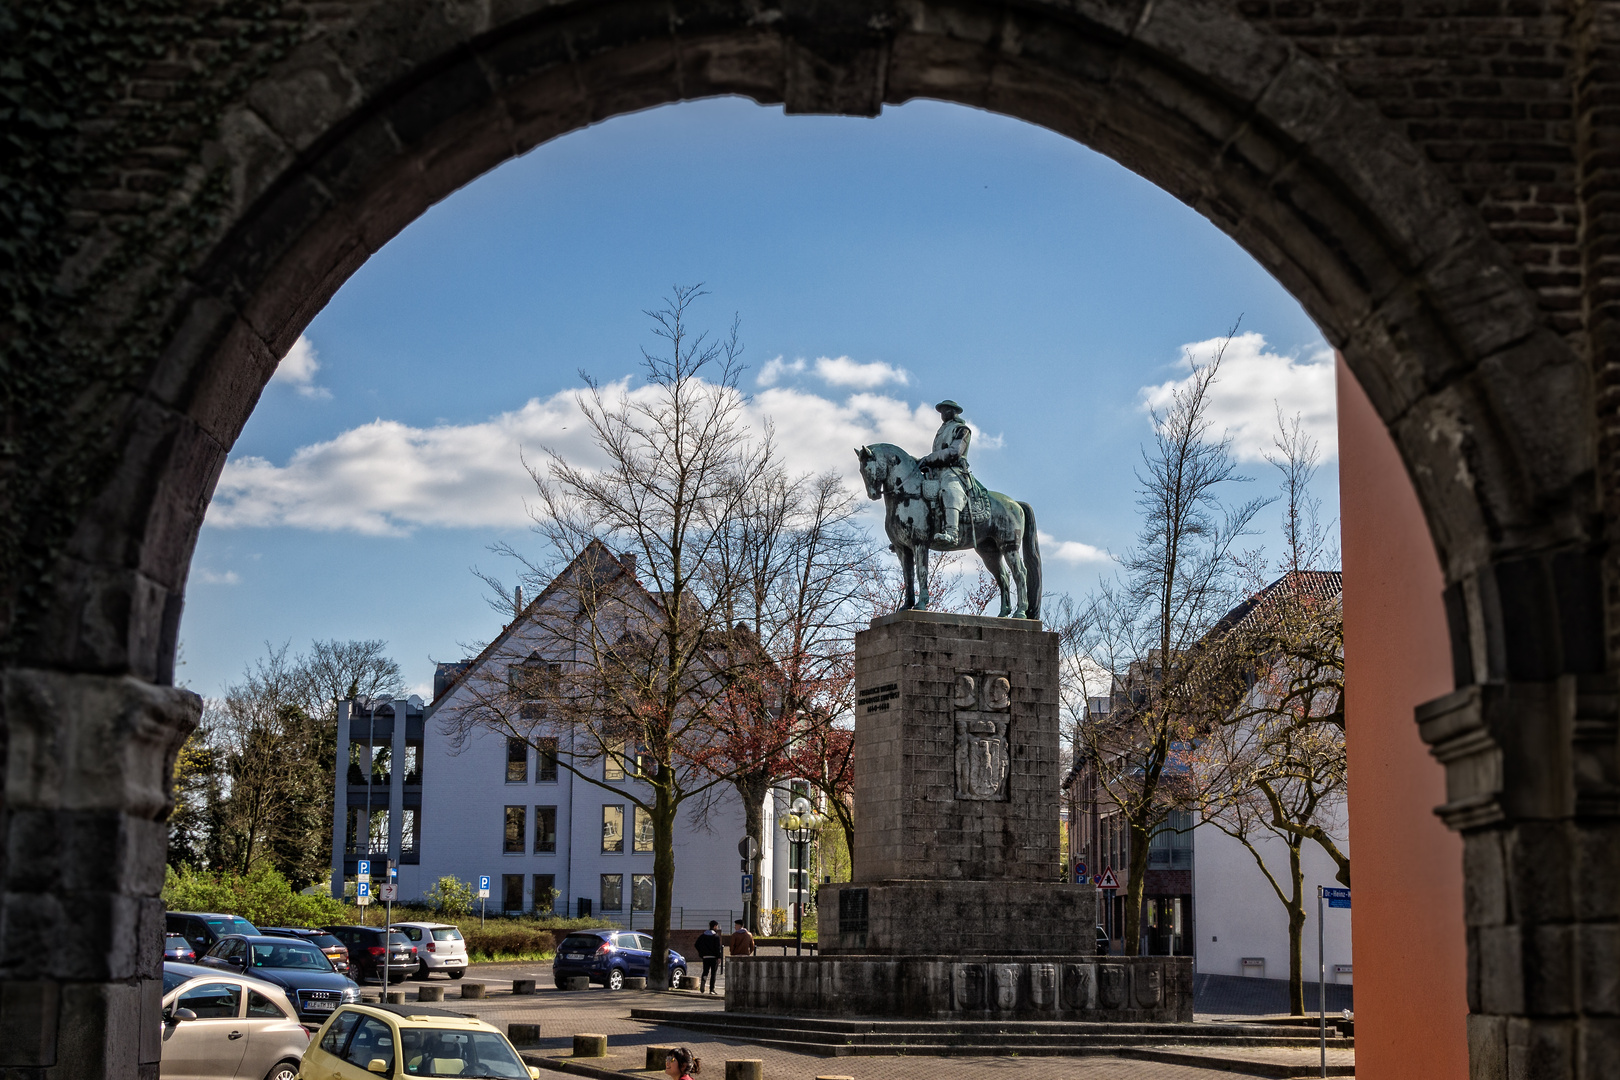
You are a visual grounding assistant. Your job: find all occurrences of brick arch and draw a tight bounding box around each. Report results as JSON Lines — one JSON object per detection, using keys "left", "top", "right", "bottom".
{"left": 4, "top": 2, "right": 1608, "bottom": 1076}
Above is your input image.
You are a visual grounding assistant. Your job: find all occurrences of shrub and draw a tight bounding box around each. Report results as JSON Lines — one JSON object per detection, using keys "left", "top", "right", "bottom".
{"left": 426, "top": 876, "right": 474, "bottom": 918}
{"left": 164, "top": 865, "right": 347, "bottom": 927}
{"left": 462, "top": 927, "right": 556, "bottom": 961}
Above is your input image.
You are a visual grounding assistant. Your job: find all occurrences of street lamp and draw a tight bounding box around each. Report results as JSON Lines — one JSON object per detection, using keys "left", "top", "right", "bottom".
{"left": 778, "top": 796, "right": 823, "bottom": 956}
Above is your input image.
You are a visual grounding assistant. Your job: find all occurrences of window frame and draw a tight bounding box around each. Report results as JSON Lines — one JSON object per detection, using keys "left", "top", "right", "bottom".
{"left": 601, "top": 804, "right": 625, "bottom": 854}
{"left": 503, "top": 805, "right": 526, "bottom": 854}
{"left": 632, "top": 806, "right": 654, "bottom": 854}
{"left": 506, "top": 737, "right": 527, "bottom": 784}
{"left": 631, "top": 872, "right": 654, "bottom": 912}
{"left": 535, "top": 737, "right": 559, "bottom": 783}
{"left": 534, "top": 805, "right": 557, "bottom": 854}
{"left": 600, "top": 873, "right": 624, "bottom": 912}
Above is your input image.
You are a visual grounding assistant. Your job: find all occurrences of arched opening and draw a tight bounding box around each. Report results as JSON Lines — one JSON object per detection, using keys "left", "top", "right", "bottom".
{"left": 6, "top": 5, "right": 1602, "bottom": 1078}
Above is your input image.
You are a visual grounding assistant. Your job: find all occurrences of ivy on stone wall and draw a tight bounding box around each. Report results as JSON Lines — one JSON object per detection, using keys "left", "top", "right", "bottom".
{"left": 0, "top": 0, "right": 303, "bottom": 669}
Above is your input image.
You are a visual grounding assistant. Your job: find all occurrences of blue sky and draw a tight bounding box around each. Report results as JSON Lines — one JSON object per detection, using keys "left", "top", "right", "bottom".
{"left": 180, "top": 96, "right": 1336, "bottom": 699}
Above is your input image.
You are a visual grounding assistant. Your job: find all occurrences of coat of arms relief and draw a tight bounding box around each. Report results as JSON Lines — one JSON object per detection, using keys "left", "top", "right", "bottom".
{"left": 953, "top": 671, "right": 1012, "bottom": 801}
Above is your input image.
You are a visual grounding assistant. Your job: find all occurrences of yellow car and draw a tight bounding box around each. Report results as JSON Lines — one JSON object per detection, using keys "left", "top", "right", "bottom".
{"left": 298, "top": 1003, "right": 540, "bottom": 1079}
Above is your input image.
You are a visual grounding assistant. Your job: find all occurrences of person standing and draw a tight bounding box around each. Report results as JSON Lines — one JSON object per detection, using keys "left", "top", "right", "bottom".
{"left": 694, "top": 920, "right": 724, "bottom": 995}
{"left": 729, "top": 919, "right": 755, "bottom": 957}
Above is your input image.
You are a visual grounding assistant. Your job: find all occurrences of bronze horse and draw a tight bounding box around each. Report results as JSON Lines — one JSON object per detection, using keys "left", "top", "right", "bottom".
{"left": 855, "top": 443, "right": 1042, "bottom": 619}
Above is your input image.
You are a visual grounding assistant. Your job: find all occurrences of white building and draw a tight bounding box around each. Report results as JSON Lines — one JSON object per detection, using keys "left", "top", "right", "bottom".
{"left": 328, "top": 544, "right": 813, "bottom": 929}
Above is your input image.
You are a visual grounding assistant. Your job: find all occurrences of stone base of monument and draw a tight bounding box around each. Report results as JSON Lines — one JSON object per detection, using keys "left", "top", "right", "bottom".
{"left": 724, "top": 954, "right": 1192, "bottom": 1022}
{"left": 816, "top": 879, "right": 1096, "bottom": 955}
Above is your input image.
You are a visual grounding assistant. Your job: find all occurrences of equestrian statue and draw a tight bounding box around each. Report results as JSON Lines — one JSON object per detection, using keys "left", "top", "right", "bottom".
{"left": 856, "top": 399, "right": 1042, "bottom": 620}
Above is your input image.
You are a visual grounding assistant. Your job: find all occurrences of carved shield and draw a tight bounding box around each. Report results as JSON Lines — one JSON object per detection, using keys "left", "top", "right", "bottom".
{"left": 1061, "top": 964, "right": 1095, "bottom": 1010}
{"left": 1029, "top": 964, "right": 1057, "bottom": 1009}
{"left": 1136, "top": 965, "right": 1163, "bottom": 1008}
{"left": 953, "top": 963, "right": 985, "bottom": 1010}
{"left": 990, "top": 964, "right": 1021, "bottom": 1011}
{"left": 1097, "top": 965, "right": 1127, "bottom": 1009}
{"left": 955, "top": 716, "right": 1010, "bottom": 800}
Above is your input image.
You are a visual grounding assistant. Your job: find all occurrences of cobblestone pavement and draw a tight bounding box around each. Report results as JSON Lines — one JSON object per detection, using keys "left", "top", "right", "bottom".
{"left": 383, "top": 963, "right": 1354, "bottom": 1079}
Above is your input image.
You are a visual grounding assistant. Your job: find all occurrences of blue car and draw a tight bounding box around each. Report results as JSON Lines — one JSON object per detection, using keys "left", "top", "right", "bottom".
{"left": 552, "top": 929, "right": 687, "bottom": 990}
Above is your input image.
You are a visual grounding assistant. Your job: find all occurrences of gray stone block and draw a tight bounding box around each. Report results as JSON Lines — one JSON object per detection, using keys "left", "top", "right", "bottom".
{"left": 459, "top": 982, "right": 485, "bottom": 999}
{"left": 508, "top": 1024, "right": 542, "bottom": 1048}
{"left": 416, "top": 985, "right": 444, "bottom": 1002}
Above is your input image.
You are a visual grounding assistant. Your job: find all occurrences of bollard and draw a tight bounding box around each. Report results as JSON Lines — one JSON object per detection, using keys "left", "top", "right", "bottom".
{"left": 384, "top": 990, "right": 405, "bottom": 1004}
{"left": 573, "top": 1034, "right": 608, "bottom": 1058}
{"left": 561, "top": 976, "right": 589, "bottom": 991}
{"left": 645, "top": 1046, "right": 677, "bottom": 1070}
{"left": 460, "top": 982, "right": 486, "bottom": 999}
{"left": 724, "top": 1060, "right": 763, "bottom": 1080}
{"left": 417, "top": 985, "right": 444, "bottom": 1002}
{"left": 623, "top": 976, "right": 647, "bottom": 990}
{"left": 508, "top": 1024, "right": 542, "bottom": 1048}
{"left": 512, "top": 979, "right": 537, "bottom": 995}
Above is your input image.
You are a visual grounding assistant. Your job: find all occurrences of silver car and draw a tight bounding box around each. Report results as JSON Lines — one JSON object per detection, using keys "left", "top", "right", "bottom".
{"left": 162, "top": 961, "right": 309, "bottom": 1080}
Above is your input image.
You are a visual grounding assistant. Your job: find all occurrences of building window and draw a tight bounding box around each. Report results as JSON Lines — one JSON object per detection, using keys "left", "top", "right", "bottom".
{"left": 631, "top": 873, "right": 654, "bottom": 912}
{"left": 633, "top": 806, "right": 654, "bottom": 853}
{"left": 401, "top": 809, "right": 418, "bottom": 853}
{"left": 535, "top": 806, "right": 557, "bottom": 854}
{"left": 534, "top": 874, "right": 556, "bottom": 913}
{"left": 372, "top": 744, "right": 392, "bottom": 786}
{"left": 506, "top": 737, "right": 527, "bottom": 783}
{"left": 502, "top": 874, "right": 524, "bottom": 914}
{"left": 600, "top": 874, "right": 624, "bottom": 912}
{"left": 504, "top": 806, "right": 526, "bottom": 853}
{"left": 605, "top": 740, "right": 625, "bottom": 781}
{"left": 601, "top": 805, "right": 624, "bottom": 853}
{"left": 368, "top": 809, "right": 389, "bottom": 855}
{"left": 403, "top": 744, "right": 421, "bottom": 786}
{"left": 536, "top": 737, "right": 558, "bottom": 783}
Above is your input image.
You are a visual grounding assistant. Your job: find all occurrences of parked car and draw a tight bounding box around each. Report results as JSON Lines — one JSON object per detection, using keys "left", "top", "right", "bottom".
{"left": 301, "top": 1001, "right": 537, "bottom": 1079}
{"left": 320, "top": 925, "right": 418, "bottom": 985}
{"left": 197, "top": 935, "right": 361, "bottom": 1025}
{"left": 1097, "top": 925, "right": 1110, "bottom": 956}
{"left": 165, "top": 911, "right": 260, "bottom": 957}
{"left": 160, "top": 960, "right": 309, "bottom": 1080}
{"left": 389, "top": 922, "right": 468, "bottom": 980}
{"left": 163, "top": 934, "right": 197, "bottom": 963}
{"left": 551, "top": 929, "right": 686, "bottom": 991}
{"left": 258, "top": 926, "right": 351, "bottom": 974}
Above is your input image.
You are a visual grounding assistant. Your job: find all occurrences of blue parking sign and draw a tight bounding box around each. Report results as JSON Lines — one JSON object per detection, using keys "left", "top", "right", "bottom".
{"left": 357, "top": 859, "right": 370, "bottom": 877}
{"left": 357, "top": 881, "right": 370, "bottom": 897}
{"left": 479, "top": 875, "right": 491, "bottom": 892}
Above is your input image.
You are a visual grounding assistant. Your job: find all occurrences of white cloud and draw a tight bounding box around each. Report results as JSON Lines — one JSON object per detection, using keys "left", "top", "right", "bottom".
{"left": 813, "top": 356, "right": 910, "bottom": 389}
{"left": 756, "top": 356, "right": 806, "bottom": 387}
{"left": 270, "top": 335, "right": 332, "bottom": 399}
{"left": 194, "top": 568, "right": 241, "bottom": 585}
{"left": 206, "top": 380, "right": 943, "bottom": 536}
{"left": 1037, "top": 531, "right": 1112, "bottom": 566}
{"left": 1138, "top": 333, "right": 1335, "bottom": 462}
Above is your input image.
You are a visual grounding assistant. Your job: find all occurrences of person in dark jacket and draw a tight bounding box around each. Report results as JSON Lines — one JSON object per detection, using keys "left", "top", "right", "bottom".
{"left": 694, "top": 920, "right": 724, "bottom": 994}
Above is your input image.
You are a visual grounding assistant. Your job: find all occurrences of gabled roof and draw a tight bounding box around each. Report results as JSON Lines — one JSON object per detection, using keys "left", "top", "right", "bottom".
{"left": 1208, "top": 570, "right": 1343, "bottom": 639}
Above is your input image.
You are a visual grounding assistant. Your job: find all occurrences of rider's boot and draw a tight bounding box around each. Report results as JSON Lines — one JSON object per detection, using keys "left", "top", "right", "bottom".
{"left": 933, "top": 508, "right": 960, "bottom": 546}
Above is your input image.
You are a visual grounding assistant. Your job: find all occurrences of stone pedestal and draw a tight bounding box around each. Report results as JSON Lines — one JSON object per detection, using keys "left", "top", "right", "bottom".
{"left": 733, "top": 611, "right": 1191, "bottom": 1022}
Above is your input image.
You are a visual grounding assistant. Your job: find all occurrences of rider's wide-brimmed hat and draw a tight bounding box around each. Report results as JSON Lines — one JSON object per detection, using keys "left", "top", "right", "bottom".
{"left": 935, "top": 399, "right": 963, "bottom": 415}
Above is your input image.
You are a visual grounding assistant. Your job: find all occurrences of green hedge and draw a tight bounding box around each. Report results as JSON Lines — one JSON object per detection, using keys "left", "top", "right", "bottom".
{"left": 164, "top": 866, "right": 348, "bottom": 927}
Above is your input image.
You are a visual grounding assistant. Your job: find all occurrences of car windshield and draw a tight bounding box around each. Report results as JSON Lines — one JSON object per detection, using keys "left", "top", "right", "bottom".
{"left": 399, "top": 1029, "right": 528, "bottom": 1078}
{"left": 161, "top": 969, "right": 191, "bottom": 993}
{"left": 250, "top": 942, "right": 332, "bottom": 971}
{"left": 558, "top": 934, "right": 604, "bottom": 952}
{"left": 206, "top": 917, "right": 258, "bottom": 937}
{"left": 431, "top": 928, "right": 463, "bottom": 942}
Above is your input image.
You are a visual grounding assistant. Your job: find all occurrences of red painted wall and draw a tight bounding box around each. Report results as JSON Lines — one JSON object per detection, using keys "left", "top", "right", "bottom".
{"left": 1337, "top": 357, "right": 1469, "bottom": 1078}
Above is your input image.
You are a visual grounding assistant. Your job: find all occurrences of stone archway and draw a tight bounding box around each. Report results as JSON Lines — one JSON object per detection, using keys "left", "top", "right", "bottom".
{"left": 3, "top": 3, "right": 1610, "bottom": 1076}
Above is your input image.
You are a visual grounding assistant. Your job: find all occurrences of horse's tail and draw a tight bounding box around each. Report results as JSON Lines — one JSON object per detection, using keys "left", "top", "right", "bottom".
{"left": 1019, "top": 501, "right": 1042, "bottom": 621}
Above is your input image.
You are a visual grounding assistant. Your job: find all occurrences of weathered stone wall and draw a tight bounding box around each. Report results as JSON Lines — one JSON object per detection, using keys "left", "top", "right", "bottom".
{"left": 816, "top": 880, "right": 1097, "bottom": 956}
{"left": 852, "top": 611, "right": 1060, "bottom": 882}
{"left": 726, "top": 954, "right": 1193, "bottom": 1022}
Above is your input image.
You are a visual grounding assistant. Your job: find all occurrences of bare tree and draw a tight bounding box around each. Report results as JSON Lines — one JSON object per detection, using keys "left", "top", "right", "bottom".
{"left": 1076, "top": 323, "right": 1269, "bottom": 956}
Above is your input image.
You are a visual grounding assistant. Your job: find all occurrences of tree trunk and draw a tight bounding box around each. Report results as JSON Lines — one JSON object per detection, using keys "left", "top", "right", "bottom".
{"left": 648, "top": 777, "right": 676, "bottom": 990}
{"left": 1123, "top": 815, "right": 1153, "bottom": 956}
{"left": 731, "top": 770, "right": 771, "bottom": 931}
{"left": 1286, "top": 839, "right": 1307, "bottom": 1015}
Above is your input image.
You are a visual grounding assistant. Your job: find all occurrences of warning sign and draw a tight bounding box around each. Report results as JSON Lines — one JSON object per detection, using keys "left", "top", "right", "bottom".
{"left": 1096, "top": 866, "right": 1119, "bottom": 890}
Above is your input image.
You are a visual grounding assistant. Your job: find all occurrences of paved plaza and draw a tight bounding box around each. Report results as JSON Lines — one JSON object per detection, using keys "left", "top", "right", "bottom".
{"left": 391, "top": 962, "right": 1355, "bottom": 1079}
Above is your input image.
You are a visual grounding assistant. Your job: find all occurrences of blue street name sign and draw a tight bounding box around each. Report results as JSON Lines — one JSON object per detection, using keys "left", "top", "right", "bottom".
{"left": 388, "top": 865, "right": 398, "bottom": 881}
{"left": 1324, "top": 887, "right": 1351, "bottom": 909}
{"left": 357, "top": 859, "right": 370, "bottom": 877}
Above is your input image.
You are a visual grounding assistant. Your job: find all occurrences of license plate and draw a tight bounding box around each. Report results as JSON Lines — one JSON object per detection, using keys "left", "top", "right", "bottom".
{"left": 307, "top": 1000, "right": 336, "bottom": 1012}
{"left": 445, "top": 959, "right": 462, "bottom": 965}
{"left": 566, "top": 953, "right": 584, "bottom": 960}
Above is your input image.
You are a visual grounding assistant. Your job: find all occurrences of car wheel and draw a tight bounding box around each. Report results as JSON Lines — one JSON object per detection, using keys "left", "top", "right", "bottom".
{"left": 414, "top": 963, "right": 430, "bottom": 980}
{"left": 264, "top": 1059, "right": 300, "bottom": 1080}
{"left": 668, "top": 968, "right": 684, "bottom": 990}
{"left": 607, "top": 968, "right": 625, "bottom": 991}
{"left": 449, "top": 969, "right": 465, "bottom": 980}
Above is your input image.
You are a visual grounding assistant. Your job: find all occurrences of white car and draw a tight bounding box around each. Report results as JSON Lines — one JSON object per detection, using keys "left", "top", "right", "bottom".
{"left": 389, "top": 922, "right": 469, "bottom": 979}
{"left": 161, "top": 961, "right": 309, "bottom": 1080}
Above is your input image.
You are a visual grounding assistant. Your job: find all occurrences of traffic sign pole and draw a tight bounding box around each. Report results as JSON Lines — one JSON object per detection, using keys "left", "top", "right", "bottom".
{"left": 1318, "top": 886, "right": 1325, "bottom": 1077}
{"left": 478, "top": 875, "right": 491, "bottom": 929}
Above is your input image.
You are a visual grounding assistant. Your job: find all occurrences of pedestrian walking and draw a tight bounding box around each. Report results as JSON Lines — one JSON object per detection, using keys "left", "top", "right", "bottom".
{"left": 663, "top": 1047, "right": 701, "bottom": 1079}
{"left": 694, "top": 920, "right": 724, "bottom": 994}
{"left": 730, "top": 919, "right": 755, "bottom": 956}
